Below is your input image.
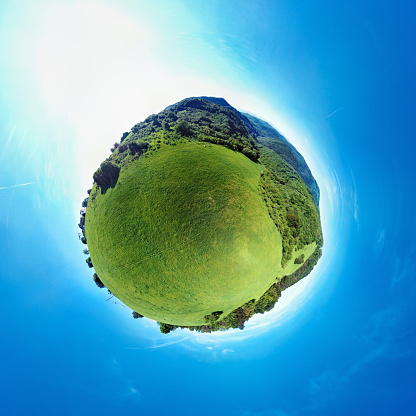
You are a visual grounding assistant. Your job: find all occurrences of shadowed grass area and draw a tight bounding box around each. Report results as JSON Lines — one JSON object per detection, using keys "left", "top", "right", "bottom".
{"left": 86, "top": 142, "right": 283, "bottom": 325}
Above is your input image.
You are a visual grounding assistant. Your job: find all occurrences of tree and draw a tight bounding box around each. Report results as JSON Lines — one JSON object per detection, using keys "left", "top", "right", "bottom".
{"left": 294, "top": 254, "right": 305, "bottom": 264}
{"left": 132, "top": 311, "right": 143, "bottom": 319}
{"left": 158, "top": 322, "right": 178, "bottom": 334}
{"left": 83, "top": 248, "right": 89, "bottom": 255}
{"left": 93, "top": 161, "right": 120, "bottom": 193}
{"left": 86, "top": 257, "right": 93, "bottom": 268}
{"left": 286, "top": 212, "right": 300, "bottom": 229}
{"left": 93, "top": 273, "right": 105, "bottom": 289}
{"left": 204, "top": 311, "right": 223, "bottom": 325}
{"left": 162, "top": 120, "right": 170, "bottom": 130}
{"left": 176, "top": 120, "right": 192, "bottom": 137}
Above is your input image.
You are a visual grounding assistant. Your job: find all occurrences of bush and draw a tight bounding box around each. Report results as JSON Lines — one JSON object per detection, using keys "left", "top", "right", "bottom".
{"left": 294, "top": 254, "right": 305, "bottom": 264}
{"left": 286, "top": 212, "right": 300, "bottom": 229}
{"left": 93, "top": 273, "right": 105, "bottom": 288}
{"left": 93, "top": 161, "right": 120, "bottom": 193}
{"left": 158, "top": 322, "right": 178, "bottom": 334}
{"left": 203, "top": 311, "right": 223, "bottom": 325}
{"left": 176, "top": 120, "right": 192, "bottom": 137}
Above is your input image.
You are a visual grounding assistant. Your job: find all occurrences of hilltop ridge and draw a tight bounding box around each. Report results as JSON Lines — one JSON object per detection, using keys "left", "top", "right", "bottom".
{"left": 168, "top": 96, "right": 320, "bottom": 204}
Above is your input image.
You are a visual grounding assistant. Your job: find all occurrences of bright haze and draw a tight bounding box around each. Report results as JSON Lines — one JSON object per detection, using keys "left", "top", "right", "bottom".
{"left": 1, "top": 1, "right": 415, "bottom": 415}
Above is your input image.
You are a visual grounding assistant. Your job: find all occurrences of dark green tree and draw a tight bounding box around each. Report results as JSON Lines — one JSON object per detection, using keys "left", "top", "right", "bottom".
{"left": 203, "top": 311, "right": 223, "bottom": 325}
{"left": 85, "top": 257, "right": 93, "bottom": 268}
{"left": 158, "top": 322, "right": 178, "bottom": 334}
{"left": 93, "top": 273, "right": 105, "bottom": 289}
{"left": 294, "top": 254, "right": 305, "bottom": 264}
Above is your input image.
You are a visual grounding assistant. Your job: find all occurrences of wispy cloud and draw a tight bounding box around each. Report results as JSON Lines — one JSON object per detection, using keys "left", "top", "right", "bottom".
{"left": 124, "top": 335, "right": 192, "bottom": 349}
{"left": 324, "top": 106, "right": 343, "bottom": 119}
{"left": 0, "top": 182, "right": 35, "bottom": 190}
{"left": 348, "top": 166, "right": 359, "bottom": 227}
{"left": 306, "top": 307, "right": 405, "bottom": 409}
{"left": 390, "top": 249, "right": 415, "bottom": 289}
{"left": 373, "top": 227, "right": 385, "bottom": 255}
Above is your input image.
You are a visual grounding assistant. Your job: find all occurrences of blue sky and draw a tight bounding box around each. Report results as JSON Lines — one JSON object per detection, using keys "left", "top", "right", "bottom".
{"left": 1, "top": 1, "right": 415, "bottom": 415}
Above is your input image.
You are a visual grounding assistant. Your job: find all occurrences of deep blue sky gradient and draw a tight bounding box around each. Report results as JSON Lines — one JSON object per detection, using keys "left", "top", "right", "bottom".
{"left": 1, "top": 1, "right": 416, "bottom": 415}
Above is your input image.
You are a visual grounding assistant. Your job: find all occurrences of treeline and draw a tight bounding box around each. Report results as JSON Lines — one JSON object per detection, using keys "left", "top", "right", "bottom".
{"left": 131, "top": 98, "right": 260, "bottom": 160}
{"left": 157, "top": 246, "right": 322, "bottom": 334}
{"left": 99, "top": 98, "right": 261, "bottom": 173}
{"left": 259, "top": 146, "right": 323, "bottom": 267}
{"left": 88, "top": 98, "right": 263, "bottom": 194}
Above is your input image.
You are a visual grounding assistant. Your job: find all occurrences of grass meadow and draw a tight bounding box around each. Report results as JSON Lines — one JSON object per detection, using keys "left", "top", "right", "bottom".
{"left": 86, "top": 142, "right": 293, "bottom": 325}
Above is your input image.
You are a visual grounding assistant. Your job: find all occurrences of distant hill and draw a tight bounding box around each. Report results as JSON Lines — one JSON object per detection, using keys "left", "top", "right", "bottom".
{"left": 198, "top": 96, "right": 320, "bottom": 205}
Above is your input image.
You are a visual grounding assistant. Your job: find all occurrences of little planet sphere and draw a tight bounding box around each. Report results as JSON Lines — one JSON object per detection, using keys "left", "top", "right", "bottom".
{"left": 79, "top": 97, "right": 323, "bottom": 334}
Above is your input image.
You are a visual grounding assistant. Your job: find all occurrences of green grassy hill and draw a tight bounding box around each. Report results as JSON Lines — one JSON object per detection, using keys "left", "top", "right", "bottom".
{"left": 87, "top": 142, "right": 283, "bottom": 325}
{"left": 83, "top": 97, "right": 323, "bottom": 332}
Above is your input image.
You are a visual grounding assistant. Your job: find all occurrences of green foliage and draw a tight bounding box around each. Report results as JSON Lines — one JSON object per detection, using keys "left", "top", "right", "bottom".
{"left": 243, "top": 112, "right": 320, "bottom": 205}
{"left": 93, "top": 273, "right": 105, "bottom": 288}
{"left": 132, "top": 311, "right": 143, "bottom": 319}
{"left": 111, "top": 98, "right": 261, "bottom": 166}
{"left": 190, "top": 300, "right": 256, "bottom": 332}
{"left": 93, "top": 161, "right": 120, "bottom": 194}
{"left": 158, "top": 322, "right": 178, "bottom": 334}
{"left": 286, "top": 212, "right": 300, "bottom": 230}
{"left": 120, "top": 132, "right": 129, "bottom": 142}
{"left": 185, "top": 247, "right": 322, "bottom": 332}
{"left": 175, "top": 120, "right": 192, "bottom": 137}
{"left": 254, "top": 284, "right": 281, "bottom": 314}
{"left": 85, "top": 257, "right": 93, "bottom": 268}
{"left": 294, "top": 254, "right": 305, "bottom": 264}
{"left": 258, "top": 146, "right": 323, "bottom": 267}
{"left": 204, "top": 311, "right": 223, "bottom": 325}
{"left": 279, "top": 247, "right": 322, "bottom": 290}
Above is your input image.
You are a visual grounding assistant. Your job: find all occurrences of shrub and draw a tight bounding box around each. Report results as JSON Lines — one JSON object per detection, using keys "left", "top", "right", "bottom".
{"left": 203, "top": 311, "right": 223, "bottom": 325}
{"left": 86, "top": 257, "right": 93, "bottom": 268}
{"left": 158, "top": 322, "right": 178, "bottom": 334}
{"left": 93, "top": 273, "right": 105, "bottom": 288}
{"left": 93, "top": 161, "right": 120, "bottom": 193}
{"left": 294, "top": 254, "right": 305, "bottom": 264}
{"left": 286, "top": 212, "right": 300, "bottom": 229}
{"left": 176, "top": 120, "right": 192, "bottom": 137}
{"left": 120, "top": 132, "right": 129, "bottom": 142}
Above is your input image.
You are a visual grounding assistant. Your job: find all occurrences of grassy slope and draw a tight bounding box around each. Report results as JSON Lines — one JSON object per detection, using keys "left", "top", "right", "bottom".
{"left": 86, "top": 142, "right": 284, "bottom": 326}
